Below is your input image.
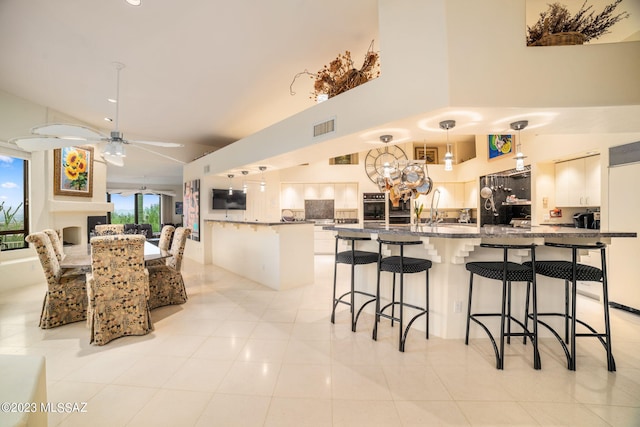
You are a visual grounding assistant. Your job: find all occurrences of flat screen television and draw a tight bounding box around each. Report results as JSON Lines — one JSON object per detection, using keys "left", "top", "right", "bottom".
{"left": 212, "top": 188, "right": 247, "bottom": 210}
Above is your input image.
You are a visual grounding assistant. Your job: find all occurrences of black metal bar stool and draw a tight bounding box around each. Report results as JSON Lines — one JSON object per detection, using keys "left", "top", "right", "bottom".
{"left": 465, "top": 243, "right": 540, "bottom": 370}
{"left": 372, "top": 237, "right": 431, "bottom": 352}
{"left": 524, "top": 242, "right": 615, "bottom": 371}
{"left": 331, "top": 234, "right": 378, "bottom": 332}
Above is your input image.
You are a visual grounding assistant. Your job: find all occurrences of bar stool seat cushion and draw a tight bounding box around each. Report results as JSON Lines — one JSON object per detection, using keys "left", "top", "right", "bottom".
{"left": 336, "top": 250, "right": 378, "bottom": 265}
{"left": 380, "top": 256, "right": 432, "bottom": 274}
{"left": 523, "top": 260, "right": 602, "bottom": 282}
{"left": 466, "top": 262, "right": 533, "bottom": 282}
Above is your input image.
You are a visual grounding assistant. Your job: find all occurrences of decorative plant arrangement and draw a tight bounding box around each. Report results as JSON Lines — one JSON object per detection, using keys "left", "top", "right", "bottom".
{"left": 527, "top": 0, "right": 630, "bottom": 46}
{"left": 414, "top": 201, "right": 424, "bottom": 224}
{"left": 290, "top": 41, "right": 380, "bottom": 101}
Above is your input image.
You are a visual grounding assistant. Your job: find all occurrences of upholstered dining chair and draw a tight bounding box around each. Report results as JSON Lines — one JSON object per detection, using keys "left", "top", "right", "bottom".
{"left": 25, "top": 232, "right": 87, "bottom": 329}
{"left": 42, "top": 228, "right": 90, "bottom": 275}
{"left": 94, "top": 224, "right": 125, "bottom": 236}
{"left": 147, "top": 227, "right": 190, "bottom": 309}
{"left": 146, "top": 225, "right": 175, "bottom": 267}
{"left": 87, "top": 234, "right": 152, "bottom": 345}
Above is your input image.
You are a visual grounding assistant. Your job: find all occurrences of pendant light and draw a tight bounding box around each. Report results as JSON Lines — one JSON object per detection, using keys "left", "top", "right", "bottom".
{"left": 259, "top": 166, "right": 267, "bottom": 192}
{"left": 227, "top": 174, "right": 234, "bottom": 195}
{"left": 439, "top": 120, "right": 455, "bottom": 171}
{"left": 241, "top": 170, "right": 249, "bottom": 193}
{"left": 510, "top": 120, "right": 528, "bottom": 171}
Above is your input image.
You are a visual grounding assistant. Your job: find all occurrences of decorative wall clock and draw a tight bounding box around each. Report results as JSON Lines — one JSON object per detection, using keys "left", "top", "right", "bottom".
{"left": 364, "top": 145, "right": 408, "bottom": 184}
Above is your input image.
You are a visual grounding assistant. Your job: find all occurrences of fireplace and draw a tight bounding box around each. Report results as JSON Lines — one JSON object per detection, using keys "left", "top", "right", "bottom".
{"left": 61, "top": 226, "right": 82, "bottom": 245}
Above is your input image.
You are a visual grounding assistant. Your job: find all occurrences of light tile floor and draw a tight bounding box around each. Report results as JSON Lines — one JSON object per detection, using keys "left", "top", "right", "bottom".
{"left": 1, "top": 255, "right": 639, "bottom": 426}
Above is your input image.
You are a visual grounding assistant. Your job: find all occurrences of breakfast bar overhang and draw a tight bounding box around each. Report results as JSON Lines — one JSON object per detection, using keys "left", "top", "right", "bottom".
{"left": 323, "top": 224, "right": 637, "bottom": 340}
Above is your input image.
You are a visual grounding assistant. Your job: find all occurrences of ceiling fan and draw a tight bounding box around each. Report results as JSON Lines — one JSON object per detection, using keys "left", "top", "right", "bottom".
{"left": 9, "top": 62, "right": 184, "bottom": 167}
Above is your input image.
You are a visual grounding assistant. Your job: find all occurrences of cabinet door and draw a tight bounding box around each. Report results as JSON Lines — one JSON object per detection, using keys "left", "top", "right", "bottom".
{"left": 453, "top": 183, "right": 465, "bottom": 208}
{"left": 555, "top": 161, "right": 570, "bottom": 206}
{"left": 566, "top": 158, "right": 585, "bottom": 206}
{"left": 319, "top": 183, "right": 335, "bottom": 199}
{"left": 584, "top": 155, "right": 601, "bottom": 206}
{"left": 303, "top": 184, "right": 320, "bottom": 200}
{"left": 437, "top": 184, "right": 453, "bottom": 209}
{"left": 464, "top": 181, "right": 478, "bottom": 208}
{"left": 334, "top": 184, "right": 346, "bottom": 209}
{"left": 343, "top": 183, "right": 358, "bottom": 209}
{"left": 281, "top": 184, "right": 304, "bottom": 209}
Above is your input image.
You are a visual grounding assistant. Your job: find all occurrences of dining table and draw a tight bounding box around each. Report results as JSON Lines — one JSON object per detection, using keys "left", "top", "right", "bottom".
{"left": 60, "top": 241, "right": 171, "bottom": 269}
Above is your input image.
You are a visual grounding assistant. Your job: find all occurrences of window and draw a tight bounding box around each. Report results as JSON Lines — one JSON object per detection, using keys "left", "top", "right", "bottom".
{"left": 108, "top": 192, "right": 161, "bottom": 234}
{"left": 0, "top": 155, "right": 29, "bottom": 250}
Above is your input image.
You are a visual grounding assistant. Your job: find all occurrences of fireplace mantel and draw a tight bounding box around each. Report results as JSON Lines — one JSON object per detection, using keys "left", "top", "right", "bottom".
{"left": 48, "top": 200, "right": 113, "bottom": 213}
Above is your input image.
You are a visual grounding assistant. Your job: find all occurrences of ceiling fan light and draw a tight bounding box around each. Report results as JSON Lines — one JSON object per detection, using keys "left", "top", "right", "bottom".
{"left": 114, "top": 143, "right": 126, "bottom": 157}
{"left": 103, "top": 142, "right": 115, "bottom": 156}
{"left": 125, "top": 0, "right": 141, "bottom": 6}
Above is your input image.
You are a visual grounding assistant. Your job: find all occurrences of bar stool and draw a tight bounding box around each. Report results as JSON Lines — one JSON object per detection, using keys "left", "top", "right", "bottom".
{"left": 372, "top": 237, "right": 431, "bottom": 352}
{"left": 524, "top": 242, "right": 615, "bottom": 371}
{"left": 465, "top": 243, "right": 540, "bottom": 370}
{"left": 331, "top": 234, "right": 378, "bottom": 332}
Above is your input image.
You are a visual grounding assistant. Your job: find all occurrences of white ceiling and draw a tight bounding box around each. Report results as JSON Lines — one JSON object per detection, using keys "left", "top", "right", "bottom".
{"left": 0, "top": 0, "right": 379, "bottom": 186}
{"left": 1, "top": 1, "right": 639, "bottom": 188}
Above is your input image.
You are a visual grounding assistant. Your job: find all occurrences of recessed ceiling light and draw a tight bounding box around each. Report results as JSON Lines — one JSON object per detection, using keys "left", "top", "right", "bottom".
{"left": 126, "top": 0, "right": 141, "bottom": 6}
{"left": 107, "top": 98, "right": 117, "bottom": 103}
{"left": 104, "top": 117, "right": 113, "bottom": 122}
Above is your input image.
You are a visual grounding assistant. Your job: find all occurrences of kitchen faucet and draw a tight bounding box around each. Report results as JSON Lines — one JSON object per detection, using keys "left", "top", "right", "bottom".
{"left": 427, "top": 189, "right": 442, "bottom": 225}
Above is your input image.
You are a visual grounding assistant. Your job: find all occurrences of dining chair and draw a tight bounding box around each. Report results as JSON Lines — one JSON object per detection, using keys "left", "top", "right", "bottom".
{"left": 94, "top": 224, "right": 125, "bottom": 236}
{"left": 42, "top": 228, "right": 90, "bottom": 275}
{"left": 146, "top": 225, "right": 175, "bottom": 267}
{"left": 87, "top": 234, "right": 152, "bottom": 345}
{"left": 25, "top": 232, "right": 87, "bottom": 329}
{"left": 147, "top": 227, "right": 190, "bottom": 309}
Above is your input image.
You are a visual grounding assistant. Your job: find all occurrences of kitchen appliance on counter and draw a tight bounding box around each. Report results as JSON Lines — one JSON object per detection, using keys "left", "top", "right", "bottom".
{"left": 573, "top": 211, "right": 599, "bottom": 229}
{"left": 388, "top": 194, "right": 411, "bottom": 224}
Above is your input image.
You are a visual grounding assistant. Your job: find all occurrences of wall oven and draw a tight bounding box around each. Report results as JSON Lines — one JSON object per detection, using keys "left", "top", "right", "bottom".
{"left": 363, "top": 193, "right": 411, "bottom": 225}
{"left": 363, "top": 193, "right": 386, "bottom": 224}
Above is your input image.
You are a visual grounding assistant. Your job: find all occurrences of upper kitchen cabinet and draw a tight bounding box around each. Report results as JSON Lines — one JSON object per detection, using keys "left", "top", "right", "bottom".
{"left": 436, "top": 183, "right": 465, "bottom": 209}
{"left": 464, "top": 181, "right": 478, "bottom": 208}
{"left": 304, "top": 183, "right": 335, "bottom": 200}
{"left": 334, "top": 183, "right": 358, "bottom": 209}
{"left": 281, "top": 183, "right": 304, "bottom": 209}
{"left": 555, "top": 155, "right": 601, "bottom": 207}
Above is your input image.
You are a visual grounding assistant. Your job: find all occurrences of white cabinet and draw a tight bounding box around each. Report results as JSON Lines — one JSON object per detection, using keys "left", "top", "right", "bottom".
{"left": 555, "top": 155, "right": 600, "bottom": 207}
{"left": 304, "top": 183, "right": 334, "bottom": 200}
{"left": 464, "top": 181, "right": 478, "bottom": 208}
{"left": 281, "top": 184, "right": 304, "bottom": 209}
{"left": 334, "top": 183, "right": 358, "bottom": 209}
{"left": 314, "top": 227, "right": 335, "bottom": 254}
{"left": 436, "top": 183, "right": 464, "bottom": 209}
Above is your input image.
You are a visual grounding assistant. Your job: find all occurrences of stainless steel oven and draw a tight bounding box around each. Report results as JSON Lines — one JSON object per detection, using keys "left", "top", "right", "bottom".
{"left": 363, "top": 193, "right": 386, "bottom": 223}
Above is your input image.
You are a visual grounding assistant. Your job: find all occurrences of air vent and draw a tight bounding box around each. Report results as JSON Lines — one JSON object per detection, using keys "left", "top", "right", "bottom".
{"left": 203, "top": 164, "right": 210, "bottom": 174}
{"left": 313, "top": 117, "right": 336, "bottom": 137}
{"left": 610, "top": 141, "right": 640, "bottom": 167}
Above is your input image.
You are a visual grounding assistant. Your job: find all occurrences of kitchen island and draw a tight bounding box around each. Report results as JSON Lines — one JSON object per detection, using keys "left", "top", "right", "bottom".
{"left": 207, "top": 220, "right": 315, "bottom": 290}
{"left": 323, "top": 223, "right": 636, "bottom": 339}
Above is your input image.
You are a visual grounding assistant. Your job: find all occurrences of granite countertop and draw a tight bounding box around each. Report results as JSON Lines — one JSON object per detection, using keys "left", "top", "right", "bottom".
{"left": 322, "top": 223, "right": 637, "bottom": 239}
{"left": 206, "top": 219, "right": 314, "bottom": 226}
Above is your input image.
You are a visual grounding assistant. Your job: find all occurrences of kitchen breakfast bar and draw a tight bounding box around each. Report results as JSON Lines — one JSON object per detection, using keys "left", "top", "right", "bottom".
{"left": 322, "top": 223, "right": 637, "bottom": 340}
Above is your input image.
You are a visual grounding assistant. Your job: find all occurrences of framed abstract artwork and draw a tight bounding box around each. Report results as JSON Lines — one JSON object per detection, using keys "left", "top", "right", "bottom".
{"left": 53, "top": 146, "right": 94, "bottom": 197}
{"left": 488, "top": 135, "right": 514, "bottom": 160}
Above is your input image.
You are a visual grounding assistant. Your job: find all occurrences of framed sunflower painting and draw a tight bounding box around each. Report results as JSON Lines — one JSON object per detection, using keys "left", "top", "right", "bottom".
{"left": 54, "top": 146, "right": 94, "bottom": 197}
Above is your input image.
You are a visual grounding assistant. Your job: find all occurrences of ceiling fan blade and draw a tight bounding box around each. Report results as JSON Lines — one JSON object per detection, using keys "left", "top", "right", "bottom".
{"left": 129, "top": 144, "right": 186, "bottom": 164}
{"left": 128, "top": 139, "right": 184, "bottom": 148}
{"left": 102, "top": 153, "right": 125, "bottom": 167}
{"left": 9, "top": 136, "right": 94, "bottom": 152}
{"left": 32, "top": 123, "right": 105, "bottom": 139}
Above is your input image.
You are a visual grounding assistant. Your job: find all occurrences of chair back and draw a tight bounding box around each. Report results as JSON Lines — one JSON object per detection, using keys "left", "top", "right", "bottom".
{"left": 25, "top": 232, "right": 61, "bottom": 286}
{"left": 42, "top": 229, "right": 64, "bottom": 262}
{"left": 94, "top": 224, "right": 125, "bottom": 236}
{"left": 90, "top": 234, "right": 146, "bottom": 284}
{"left": 158, "top": 225, "right": 175, "bottom": 251}
{"left": 167, "top": 227, "right": 191, "bottom": 270}
{"left": 137, "top": 224, "right": 153, "bottom": 239}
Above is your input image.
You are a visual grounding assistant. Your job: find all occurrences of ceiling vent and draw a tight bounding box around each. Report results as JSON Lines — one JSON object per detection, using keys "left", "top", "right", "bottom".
{"left": 203, "top": 164, "right": 210, "bottom": 174}
{"left": 313, "top": 117, "right": 336, "bottom": 138}
{"left": 610, "top": 141, "right": 640, "bottom": 167}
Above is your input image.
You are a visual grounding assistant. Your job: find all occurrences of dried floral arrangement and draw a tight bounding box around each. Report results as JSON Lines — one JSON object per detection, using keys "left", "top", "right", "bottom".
{"left": 527, "top": 0, "right": 630, "bottom": 46}
{"left": 290, "top": 41, "right": 380, "bottom": 101}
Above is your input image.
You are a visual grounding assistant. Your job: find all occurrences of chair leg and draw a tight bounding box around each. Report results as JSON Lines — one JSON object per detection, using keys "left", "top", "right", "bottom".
{"left": 532, "top": 278, "right": 541, "bottom": 370}
{"left": 569, "top": 280, "right": 577, "bottom": 371}
{"left": 398, "top": 273, "right": 405, "bottom": 352}
{"left": 498, "top": 278, "right": 508, "bottom": 370}
{"left": 350, "top": 262, "right": 356, "bottom": 332}
{"left": 507, "top": 281, "right": 512, "bottom": 345}
{"left": 564, "top": 280, "right": 570, "bottom": 344}
{"left": 391, "top": 273, "right": 396, "bottom": 327}
{"left": 523, "top": 281, "right": 531, "bottom": 345}
{"left": 372, "top": 268, "right": 382, "bottom": 341}
{"left": 331, "top": 260, "right": 338, "bottom": 324}
{"left": 601, "top": 276, "right": 616, "bottom": 372}
{"left": 425, "top": 271, "right": 430, "bottom": 340}
{"left": 465, "top": 273, "right": 474, "bottom": 345}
